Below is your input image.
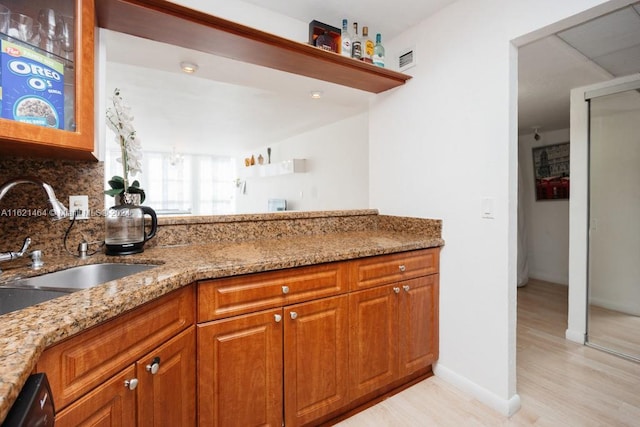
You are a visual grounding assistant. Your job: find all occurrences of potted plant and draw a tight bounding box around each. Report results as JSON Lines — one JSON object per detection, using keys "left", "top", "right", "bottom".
{"left": 104, "top": 88, "right": 145, "bottom": 204}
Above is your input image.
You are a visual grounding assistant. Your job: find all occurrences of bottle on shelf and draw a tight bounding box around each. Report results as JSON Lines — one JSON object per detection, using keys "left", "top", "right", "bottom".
{"left": 340, "top": 19, "right": 352, "bottom": 57}
{"left": 373, "top": 33, "right": 385, "bottom": 67}
{"left": 351, "top": 22, "right": 362, "bottom": 60}
{"left": 362, "top": 26, "right": 374, "bottom": 63}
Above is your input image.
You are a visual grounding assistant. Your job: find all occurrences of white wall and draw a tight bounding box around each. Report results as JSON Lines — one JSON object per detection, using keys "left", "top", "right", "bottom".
{"left": 519, "top": 129, "right": 570, "bottom": 285}
{"left": 369, "top": 0, "right": 625, "bottom": 416}
{"left": 235, "top": 113, "right": 369, "bottom": 213}
{"left": 167, "top": 0, "right": 308, "bottom": 41}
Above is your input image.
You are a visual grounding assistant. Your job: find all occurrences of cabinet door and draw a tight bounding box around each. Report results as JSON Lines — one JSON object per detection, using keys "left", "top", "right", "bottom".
{"left": 348, "top": 285, "right": 399, "bottom": 400}
{"left": 54, "top": 366, "right": 136, "bottom": 427}
{"left": 197, "top": 309, "right": 283, "bottom": 427}
{"left": 283, "top": 295, "right": 349, "bottom": 426}
{"left": 0, "top": 0, "right": 95, "bottom": 159}
{"left": 37, "top": 286, "right": 194, "bottom": 411}
{"left": 399, "top": 275, "right": 439, "bottom": 377}
{"left": 137, "top": 327, "right": 196, "bottom": 427}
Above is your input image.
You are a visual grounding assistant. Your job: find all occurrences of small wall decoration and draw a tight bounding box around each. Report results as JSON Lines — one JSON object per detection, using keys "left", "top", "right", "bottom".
{"left": 532, "top": 142, "right": 570, "bottom": 201}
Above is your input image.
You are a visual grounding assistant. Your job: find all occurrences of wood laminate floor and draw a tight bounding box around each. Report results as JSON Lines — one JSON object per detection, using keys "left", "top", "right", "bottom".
{"left": 335, "top": 279, "right": 640, "bottom": 426}
{"left": 589, "top": 303, "right": 640, "bottom": 360}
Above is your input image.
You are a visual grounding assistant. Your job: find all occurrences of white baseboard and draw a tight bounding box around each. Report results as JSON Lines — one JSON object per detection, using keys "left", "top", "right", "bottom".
{"left": 565, "top": 328, "right": 585, "bottom": 344}
{"left": 433, "top": 363, "right": 521, "bottom": 416}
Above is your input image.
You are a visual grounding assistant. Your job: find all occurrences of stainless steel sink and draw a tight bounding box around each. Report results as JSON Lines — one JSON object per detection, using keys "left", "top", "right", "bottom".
{"left": 0, "top": 287, "right": 72, "bottom": 316}
{"left": 0, "top": 263, "right": 157, "bottom": 315}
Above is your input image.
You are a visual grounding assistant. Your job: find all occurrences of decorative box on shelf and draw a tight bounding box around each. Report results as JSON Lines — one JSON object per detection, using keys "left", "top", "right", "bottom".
{"left": 308, "top": 20, "right": 341, "bottom": 53}
{"left": 243, "top": 159, "right": 306, "bottom": 178}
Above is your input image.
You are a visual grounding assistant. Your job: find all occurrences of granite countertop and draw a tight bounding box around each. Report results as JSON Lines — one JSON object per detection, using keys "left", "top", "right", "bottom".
{"left": 0, "top": 219, "right": 443, "bottom": 421}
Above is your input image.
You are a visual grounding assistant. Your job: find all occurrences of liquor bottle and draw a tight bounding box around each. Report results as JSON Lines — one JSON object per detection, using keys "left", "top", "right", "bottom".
{"left": 351, "top": 22, "right": 362, "bottom": 59}
{"left": 340, "top": 19, "right": 352, "bottom": 57}
{"left": 362, "top": 26, "right": 374, "bottom": 63}
{"left": 373, "top": 33, "right": 385, "bottom": 67}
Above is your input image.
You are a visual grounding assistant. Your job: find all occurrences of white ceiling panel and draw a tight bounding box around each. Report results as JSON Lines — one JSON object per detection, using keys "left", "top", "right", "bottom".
{"left": 557, "top": 6, "right": 640, "bottom": 59}
{"left": 593, "top": 45, "right": 640, "bottom": 76}
{"left": 518, "top": 36, "right": 612, "bottom": 134}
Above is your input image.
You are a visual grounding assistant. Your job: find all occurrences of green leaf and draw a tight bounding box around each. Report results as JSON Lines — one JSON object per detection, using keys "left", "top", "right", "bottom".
{"left": 107, "top": 177, "right": 125, "bottom": 190}
{"left": 104, "top": 188, "right": 124, "bottom": 197}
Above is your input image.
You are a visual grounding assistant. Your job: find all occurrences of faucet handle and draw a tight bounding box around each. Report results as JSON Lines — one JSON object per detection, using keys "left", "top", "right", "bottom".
{"left": 18, "top": 238, "right": 31, "bottom": 257}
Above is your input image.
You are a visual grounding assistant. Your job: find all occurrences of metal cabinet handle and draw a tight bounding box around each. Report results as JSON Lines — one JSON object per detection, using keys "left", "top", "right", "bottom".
{"left": 274, "top": 314, "right": 282, "bottom": 323}
{"left": 290, "top": 311, "right": 298, "bottom": 320}
{"left": 146, "top": 357, "right": 161, "bottom": 375}
{"left": 124, "top": 378, "right": 138, "bottom": 390}
{"left": 399, "top": 265, "right": 406, "bottom": 272}
{"left": 393, "top": 287, "right": 400, "bottom": 294}
{"left": 282, "top": 286, "right": 290, "bottom": 294}
{"left": 403, "top": 285, "right": 411, "bottom": 292}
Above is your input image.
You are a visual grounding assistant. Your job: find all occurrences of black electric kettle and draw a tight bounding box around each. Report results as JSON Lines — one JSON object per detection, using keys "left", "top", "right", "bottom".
{"left": 105, "top": 202, "right": 157, "bottom": 255}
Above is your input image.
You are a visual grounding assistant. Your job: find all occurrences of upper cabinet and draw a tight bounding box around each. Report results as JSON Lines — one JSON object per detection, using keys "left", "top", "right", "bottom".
{"left": 95, "top": 0, "right": 412, "bottom": 94}
{"left": 0, "top": 0, "right": 95, "bottom": 160}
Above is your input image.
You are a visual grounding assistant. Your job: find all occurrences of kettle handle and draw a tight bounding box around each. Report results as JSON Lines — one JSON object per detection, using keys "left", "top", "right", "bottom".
{"left": 141, "top": 206, "right": 158, "bottom": 241}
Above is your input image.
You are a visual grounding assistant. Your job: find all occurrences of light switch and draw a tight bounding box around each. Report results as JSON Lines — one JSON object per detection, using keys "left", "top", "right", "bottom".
{"left": 481, "top": 197, "right": 494, "bottom": 219}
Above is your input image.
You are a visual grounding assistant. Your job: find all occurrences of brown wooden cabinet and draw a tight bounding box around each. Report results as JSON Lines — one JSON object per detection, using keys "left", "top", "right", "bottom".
{"left": 399, "top": 275, "right": 439, "bottom": 378}
{"left": 197, "top": 308, "right": 283, "bottom": 427}
{"left": 197, "top": 249, "right": 439, "bottom": 426}
{"left": 349, "top": 284, "right": 400, "bottom": 400}
{"left": 349, "top": 261, "right": 439, "bottom": 402}
{"left": 55, "top": 327, "right": 195, "bottom": 427}
{"left": 0, "top": 0, "right": 96, "bottom": 160}
{"left": 55, "top": 366, "right": 136, "bottom": 427}
{"left": 197, "top": 287, "right": 349, "bottom": 427}
{"left": 37, "top": 286, "right": 195, "bottom": 426}
{"left": 136, "top": 327, "right": 196, "bottom": 427}
{"left": 283, "top": 295, "right": 349, "bottom": 426}
{"left": 32, "top": 248, "right": 437, "bottom": 427}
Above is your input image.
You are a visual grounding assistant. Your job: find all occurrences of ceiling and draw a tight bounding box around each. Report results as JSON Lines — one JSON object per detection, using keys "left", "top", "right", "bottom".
{"left": 518, "top": 2, "right": 640, "bottom": 135}
{"left": 105, "top": 1, "right": 640, "bottom": 154}
{"left": 239, "top": 0, "right": 459, "bottom": 43}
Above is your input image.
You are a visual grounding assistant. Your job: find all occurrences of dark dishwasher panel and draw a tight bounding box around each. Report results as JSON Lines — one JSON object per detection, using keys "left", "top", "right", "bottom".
{"left": 2, "top": 373, "right": 54, "bottom": 427}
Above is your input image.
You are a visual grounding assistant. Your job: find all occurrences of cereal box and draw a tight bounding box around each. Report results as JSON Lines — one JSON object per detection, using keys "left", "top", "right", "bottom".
{"left": 1, "top": 40, "right": 64, "bottom": 129}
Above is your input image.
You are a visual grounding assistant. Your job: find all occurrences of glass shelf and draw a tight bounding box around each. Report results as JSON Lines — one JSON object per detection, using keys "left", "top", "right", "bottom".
{"left": 0, "top": 31, "right": 73, "bottom": 68}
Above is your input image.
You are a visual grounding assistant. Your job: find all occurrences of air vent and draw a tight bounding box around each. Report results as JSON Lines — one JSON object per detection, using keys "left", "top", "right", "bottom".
{"left": 398, "top": 47, "right": 416, "bottom": 72}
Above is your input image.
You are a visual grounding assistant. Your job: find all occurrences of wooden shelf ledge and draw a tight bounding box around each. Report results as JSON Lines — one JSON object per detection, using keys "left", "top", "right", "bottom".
{"left": 95, "top": 0, "right": 412, "bottom": 93}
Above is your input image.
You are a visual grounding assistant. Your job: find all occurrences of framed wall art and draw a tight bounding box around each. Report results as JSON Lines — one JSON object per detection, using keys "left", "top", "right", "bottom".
{"left": 532, "top": 142, "right": 570, "bottom": 201}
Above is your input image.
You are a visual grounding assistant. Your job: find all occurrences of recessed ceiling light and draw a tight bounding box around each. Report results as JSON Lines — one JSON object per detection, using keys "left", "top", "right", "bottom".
{"left": 180, "top": 61, "right": 199, "bottom": 74}
{"left": 310, "top": 90, "right": 323, "bottom": 99}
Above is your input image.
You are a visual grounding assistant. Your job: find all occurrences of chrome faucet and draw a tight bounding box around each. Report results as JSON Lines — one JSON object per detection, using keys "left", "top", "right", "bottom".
{"left": 0, "top": 176, "right": 68, "bottom": 220}
{"left": 0, "top": 237, "right": 31, "bottom": 264}
{"left": 0, "top": 177, "right": 68, "bottom": 271}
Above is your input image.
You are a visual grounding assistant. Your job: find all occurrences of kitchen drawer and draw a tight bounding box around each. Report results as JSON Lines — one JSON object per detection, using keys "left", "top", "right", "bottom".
{"left": 37, "top": 285, "right": 195, "bottom": 410}
{"left": 197, "top": 262, "right": 348, "bottom": 322}
{"left": 350, "top": 249, "right": 439, "bottom": 291}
